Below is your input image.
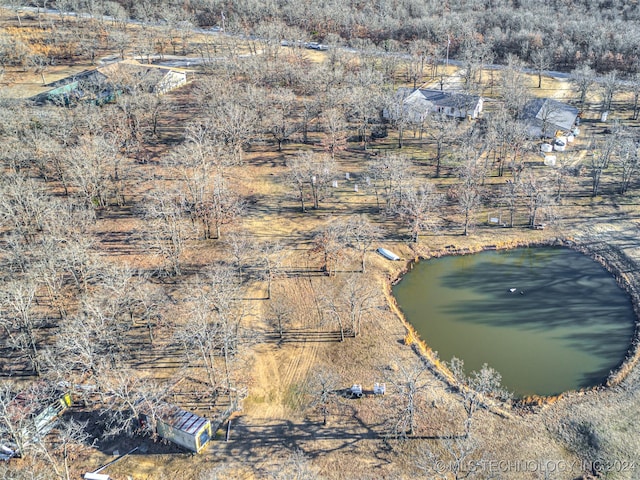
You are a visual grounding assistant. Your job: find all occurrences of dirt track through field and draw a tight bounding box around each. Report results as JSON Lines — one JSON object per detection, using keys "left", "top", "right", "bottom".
{"left": 244, "top": 274, "right": 322, "bottom": 421}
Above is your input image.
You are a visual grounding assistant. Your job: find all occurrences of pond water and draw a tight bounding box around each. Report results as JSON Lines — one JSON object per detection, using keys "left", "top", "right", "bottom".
{"left": 392, "top": 247, "right": 636, "bottom": 397}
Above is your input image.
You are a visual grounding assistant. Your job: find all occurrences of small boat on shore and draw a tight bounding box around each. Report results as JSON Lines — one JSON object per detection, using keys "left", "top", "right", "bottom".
{"left": 377, "top": 247, "right": 401, "bottom": 261}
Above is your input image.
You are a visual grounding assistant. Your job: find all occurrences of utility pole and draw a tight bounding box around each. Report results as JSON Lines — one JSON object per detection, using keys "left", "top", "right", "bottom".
{"left": 446, "top": 35, "right": 450, "bottom": 67}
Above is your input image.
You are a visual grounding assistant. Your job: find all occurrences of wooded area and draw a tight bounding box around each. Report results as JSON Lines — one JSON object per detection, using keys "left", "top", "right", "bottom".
{"left": 1, "top": 2, "right": 640, "bottom": 479}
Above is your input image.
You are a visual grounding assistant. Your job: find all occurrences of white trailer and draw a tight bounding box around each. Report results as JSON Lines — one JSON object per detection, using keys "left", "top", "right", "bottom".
{"left": 143, "top": 405, "right": 212, "bottom": 453}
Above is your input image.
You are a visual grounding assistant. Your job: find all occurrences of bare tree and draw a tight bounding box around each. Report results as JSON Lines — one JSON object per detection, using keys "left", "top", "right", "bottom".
{"left": 395, "top": 182, "right": 443, "bottom": 243}
{"left": 425, "top": 113, "right": 457, "bottom": 178}
{"left": 320, "top": 107, "right": 348, "bottom": 158}
{"left": 348, "top": 71, "right": 384, "bottom": 150}
{"left": 522, "top": 169, "right": 555, "bottom": 227}
{"left": 339, "top": 274, "right": 379, "bottom": 337}
{"left": 66, "top": 134, "right": 120, "bottom": 209}
{"left": 205, "top": 176, "right": 244, "bottom": 240}
{"left": 143, "top": 188, "right": 191, "bottom": 276}
{"left": 500, "top": 166, "right": 524, "bottom": 228}
{"left": 286, "top": 153, "right": 312, "bottom": 213}
{"left": 204, "top": 86, "right": 258, "bottom": 163}
{"left": 387, "top": 364, "right": 430, "bottom": 439}
{"left": 0, "top": 382, "right": 36, "bottom": 458}
{"left": 174, "top": 289, "right": 226, "bottom": 389}
{"left": 601, "top": 70, "right": 620, "bottom": 113}
{"left": 615, "top": 136, "right": 639, "bottom": 195}
{"left": 312, "top": 219, "right": 347, "bottom": 277}
{"left": 537, "top": 100, "right": 567, "bottom": 140}
{"left": 448, "top": 357, "right": 510, "bottom": 438}
{"left": 98, "top": 368, "right": 169, "bottom": 439}
{"left": 590, "top": 148, "right": 610, "bottom": 198}
{"left": 416, "top": 435, "right": 488, "bottom": 480}
{"left": 500, "top": 55, "right": 531, "bottom": 119}
{"left": 626, "top": 72, "right": 640, "bottom": 120}
{"left": 174, "top": 267, "right": 243, "bottom": 398}
{"left": 271, "top": 448, "right": 321, "bottom": 480}
{"left": 264, "top": 87, "right": 299, "bottom": 152}
{"left": 531, "top": 47, "right": 552, "bottom": 89}
{"left": 266, "top": 288, "right": 294, "bottom": 339}
{"left": 0, "top": 173, "right": 52, "bottom": 245}
{"left": 28, "top": 54, "right": 49, "bottom": 85}
{"left": 571, "top": 64, "right": 595, "bottom": 111}
{"left": 40, "top": 418, "right": 93, "bottom": 480}
{"left": 367, "top": 153, "right": 411, "bottom": 213}
{"left": 1, "top": 278, "right": 42, "bottom": 375}
{"left": 341, "top": 215, "right": 381, "bottom": 273}
{"left": 300, "top": 96, "right": 322, "bottom": 145}
{"left": 286, "top": 151, "right": 337, "bottom": 212}
{"left": 258, "top": 240, "right": 285, "bottom": 299}
{"left": 453, "top": 153, "right": 487, "bottom": 236}
{"left": 225, "top": 232, "right": 257, "bottom": 281}
{"left": 485, "top": 107, "right": 529, "bottom": 177}
{"left": 307, "top": 368, "right": 341, "bottom": 426}
{"left": 384, "top": 88, "right": 414, "bottom": 149}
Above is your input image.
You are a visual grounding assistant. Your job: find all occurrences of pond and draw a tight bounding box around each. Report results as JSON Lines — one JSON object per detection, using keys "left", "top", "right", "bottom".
{"left": 392, "top": 247, "right": 637, "bottom": 397}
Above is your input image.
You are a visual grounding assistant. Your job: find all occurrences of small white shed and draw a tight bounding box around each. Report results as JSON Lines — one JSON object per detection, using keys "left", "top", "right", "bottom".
{"left": 142, "top": 405, "right": 212, "bottom": 453}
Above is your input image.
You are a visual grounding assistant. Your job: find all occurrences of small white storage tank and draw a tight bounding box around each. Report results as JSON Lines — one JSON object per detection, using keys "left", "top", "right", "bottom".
{"left": 373, "top": 383, "right": 386, "bottom": 395}
{"left": 553, "top": 137, "right": 567, "bottom": 152}
{"left": 541, "top": 143, "right": 553, "bottom": 153}
{"left": 543, "top": 155, "right": 557, "bottom": 167}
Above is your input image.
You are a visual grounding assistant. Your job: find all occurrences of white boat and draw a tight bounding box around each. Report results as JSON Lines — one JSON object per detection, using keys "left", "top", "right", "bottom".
{"left": 509, "top": 288, "right": 517, "bottom": 293}
{"left": 377, "top": 247, "right": 400, "bottom": 261}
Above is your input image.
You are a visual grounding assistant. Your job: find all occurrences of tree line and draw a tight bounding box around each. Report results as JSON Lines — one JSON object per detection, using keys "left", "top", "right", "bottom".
{"left": 9, "top": 0, "right": 640, "bottom": 75}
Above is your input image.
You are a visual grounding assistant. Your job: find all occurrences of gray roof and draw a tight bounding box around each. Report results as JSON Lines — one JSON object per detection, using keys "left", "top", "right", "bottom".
{"left": 522, "top": 98, "right": 579, "bottom": 136}
{"left": 416, "top": 88, "right": 480, "bottom": 109}
{"left": 389, "top": 88, "right": 481, "bottom": 122}
{"left": 395, "top": 88, "right": 480, "bottom": 108}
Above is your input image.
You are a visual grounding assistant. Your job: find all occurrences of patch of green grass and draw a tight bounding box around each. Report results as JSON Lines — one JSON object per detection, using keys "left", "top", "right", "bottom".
{"left": 283, "top": 382, "right": 306, "bottom": 411}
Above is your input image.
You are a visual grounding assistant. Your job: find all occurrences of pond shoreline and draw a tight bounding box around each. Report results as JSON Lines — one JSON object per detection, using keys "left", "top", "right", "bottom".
{"left": 386, "top": 236, "right": 640, "bottom": 408}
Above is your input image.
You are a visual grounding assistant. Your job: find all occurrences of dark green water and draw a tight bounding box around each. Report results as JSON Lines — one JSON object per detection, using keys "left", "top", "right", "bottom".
{"left": 392, "top": 247, "right": 637, "bottom": 396}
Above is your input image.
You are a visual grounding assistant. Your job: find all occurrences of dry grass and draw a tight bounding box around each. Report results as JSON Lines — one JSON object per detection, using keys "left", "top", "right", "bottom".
{"left": 1, "top": 7, "right": 640, "bottom": 480}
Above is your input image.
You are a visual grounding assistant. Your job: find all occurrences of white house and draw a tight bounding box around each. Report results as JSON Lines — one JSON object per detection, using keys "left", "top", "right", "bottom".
{"left": 386, "top": 88, "right": 484, "bottom": 123}
{"left": 35, "top": 59, "right": 191, "bottom": 104}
